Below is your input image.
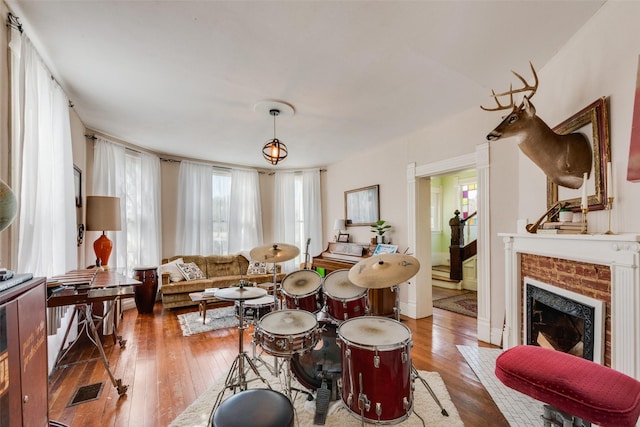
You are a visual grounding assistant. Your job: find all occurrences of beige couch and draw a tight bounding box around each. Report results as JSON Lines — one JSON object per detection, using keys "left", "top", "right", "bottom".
{"left": 160, "top": 254, "right": 285, "bottom": 309}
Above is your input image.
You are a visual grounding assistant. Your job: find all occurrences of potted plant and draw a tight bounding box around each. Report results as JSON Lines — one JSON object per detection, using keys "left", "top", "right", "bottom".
{"left": 371, "top": 220, "right": 391, "bottom": 244}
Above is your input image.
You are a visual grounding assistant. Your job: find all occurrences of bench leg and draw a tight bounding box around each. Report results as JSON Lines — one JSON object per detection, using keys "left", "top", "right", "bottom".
{"left": 542, "top": 405, "right": 591, "bottom": 427}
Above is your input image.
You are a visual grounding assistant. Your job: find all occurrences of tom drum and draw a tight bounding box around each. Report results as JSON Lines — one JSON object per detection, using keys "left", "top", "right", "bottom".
{"left": 337, "top": 316, "right": 413, "bottom": 424}
{"left": 281, "top": 270, "right": 323, "bottom": 313}
{"left": 254, "top": 310, "right": 319, "bottom": 357}
{"left": 322, "top": 269, "right": 368, "bottom": 322}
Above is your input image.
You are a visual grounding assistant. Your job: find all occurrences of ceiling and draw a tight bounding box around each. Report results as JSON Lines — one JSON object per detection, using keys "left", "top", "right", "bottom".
{"left": 7, "top": 1, "right": 605, "bottom": 170}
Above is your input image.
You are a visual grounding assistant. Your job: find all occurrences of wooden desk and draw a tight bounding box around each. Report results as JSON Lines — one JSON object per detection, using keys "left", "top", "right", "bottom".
{"left": 46, "top": 270, "right": 140, "bottom": 396}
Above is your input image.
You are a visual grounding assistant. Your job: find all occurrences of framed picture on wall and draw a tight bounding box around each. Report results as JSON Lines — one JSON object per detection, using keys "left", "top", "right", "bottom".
{"left": 74, "top": 165, "right": 82, "bottom": 208}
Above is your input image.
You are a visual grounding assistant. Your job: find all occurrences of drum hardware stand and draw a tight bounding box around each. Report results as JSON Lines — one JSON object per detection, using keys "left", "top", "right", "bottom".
{"left": 211, "top": 297, "right": 272, "bottom": 415}
{"left": 392, "top": 285, "right": 400, "bottom": 321}
{"left": 411, "top": 365, "right": 449, "bottom": 417}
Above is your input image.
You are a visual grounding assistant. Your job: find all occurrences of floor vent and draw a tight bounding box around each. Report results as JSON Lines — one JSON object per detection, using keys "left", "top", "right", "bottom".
{"left": 67, "top": 382, "right": 104, "bottom": 407}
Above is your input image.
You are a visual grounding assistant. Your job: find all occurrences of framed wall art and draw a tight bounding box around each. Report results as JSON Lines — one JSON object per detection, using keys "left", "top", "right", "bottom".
{"left": 547, "top": 97, "right": 611, "bottom": 212}
{"left": 345, "top": 184, "right": 380, "bottom": 227}
{"left": 74, "top": 165, "right": 82, "bottom": 208}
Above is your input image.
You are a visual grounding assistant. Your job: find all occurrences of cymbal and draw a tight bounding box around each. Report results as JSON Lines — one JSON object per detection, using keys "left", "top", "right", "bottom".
{"left": 215, "top": 285, "right": 267, "bottom": 301}
{"left": 250, "top": 243, "right": 300, "bottom": 263}
{"left": 348, "top": 253, "right": 420, "bottom": 289}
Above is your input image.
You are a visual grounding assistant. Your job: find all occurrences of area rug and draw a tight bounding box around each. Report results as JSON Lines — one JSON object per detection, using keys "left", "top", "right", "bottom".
{"left": 433, "top": 292, "right": 477, "bottom": 318}
{"left": 457, "top": 345, "right": 541, "bottom": 426}
{"left": 177, "top": 306, "right": 237, "bottom": 336}
{"left": 169, "top": 363, "right": 462, "bottom": 426}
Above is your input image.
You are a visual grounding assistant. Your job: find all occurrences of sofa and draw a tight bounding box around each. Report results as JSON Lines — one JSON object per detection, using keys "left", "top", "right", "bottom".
{"left": 160, "top": 254, "right": 285, "bottom": 309}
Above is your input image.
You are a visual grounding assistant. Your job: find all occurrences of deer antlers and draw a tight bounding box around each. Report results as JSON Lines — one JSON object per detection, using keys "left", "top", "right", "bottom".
{"left": 481, "top": 62, "right": 539, "bottom": 112}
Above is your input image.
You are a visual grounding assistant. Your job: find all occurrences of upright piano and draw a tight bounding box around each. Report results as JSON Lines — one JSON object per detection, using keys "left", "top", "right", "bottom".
{"left": 312, "top": 242, "right": 398, "bottom": 318}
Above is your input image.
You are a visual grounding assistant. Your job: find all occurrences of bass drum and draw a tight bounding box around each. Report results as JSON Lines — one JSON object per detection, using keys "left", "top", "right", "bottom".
{"left": 291, "top": 314, "right": 342, "bottom": 391}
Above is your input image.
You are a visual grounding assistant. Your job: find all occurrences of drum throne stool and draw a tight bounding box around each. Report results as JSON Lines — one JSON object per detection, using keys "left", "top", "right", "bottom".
{"left": 210, "top": 388, "right": 294, "bottom": 427}
{"left": 495, "top": 345, "right": 640, "bottom": 427}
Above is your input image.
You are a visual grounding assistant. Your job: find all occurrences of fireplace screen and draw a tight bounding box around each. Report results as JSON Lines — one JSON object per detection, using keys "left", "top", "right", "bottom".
{"left": 526, "top": 282, "right": 597, "bottom": 361}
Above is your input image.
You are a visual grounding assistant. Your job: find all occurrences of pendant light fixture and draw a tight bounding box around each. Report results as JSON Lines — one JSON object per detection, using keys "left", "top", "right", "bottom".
{"left": 254, "top": 100, "right": 295, "bottom": 166}
{"left": 262, "top": 109, "right": 288, "bottom": 165}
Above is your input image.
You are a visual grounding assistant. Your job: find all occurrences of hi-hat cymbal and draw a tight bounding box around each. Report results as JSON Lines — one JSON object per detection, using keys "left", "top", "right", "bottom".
{"left": 250, "top": 243, "right": 300, "bottom": 262}
{"left": 215, "top": 286, "right": 267, "bottom": 301}
{"left": 348, "top": 253, "right": 420, "bottom": 289}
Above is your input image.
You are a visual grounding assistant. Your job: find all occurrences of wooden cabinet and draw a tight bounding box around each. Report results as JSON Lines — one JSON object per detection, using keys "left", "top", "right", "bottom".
{"left": 0, "top": 277, "right": 48, "bottom": 427}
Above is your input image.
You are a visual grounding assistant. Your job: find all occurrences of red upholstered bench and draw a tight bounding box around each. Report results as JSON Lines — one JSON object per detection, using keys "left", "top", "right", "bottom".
{"left": 495, "top": 345, "right": 640, "bottom": 427}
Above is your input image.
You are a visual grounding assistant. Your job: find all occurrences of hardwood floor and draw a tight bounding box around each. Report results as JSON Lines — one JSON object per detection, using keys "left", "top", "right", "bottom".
{"left": 48, "top": 290, "right": 508, "bottom": 426}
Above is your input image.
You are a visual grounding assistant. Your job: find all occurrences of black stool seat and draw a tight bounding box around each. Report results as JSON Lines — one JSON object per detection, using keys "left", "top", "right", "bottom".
{"left": 211, "top": 389, "right": 294, "bottom": 427}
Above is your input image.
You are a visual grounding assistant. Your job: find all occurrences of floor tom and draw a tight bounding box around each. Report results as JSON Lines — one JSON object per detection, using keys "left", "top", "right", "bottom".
{"left": 337, "top": 316, "right": 413, "bottom": 423}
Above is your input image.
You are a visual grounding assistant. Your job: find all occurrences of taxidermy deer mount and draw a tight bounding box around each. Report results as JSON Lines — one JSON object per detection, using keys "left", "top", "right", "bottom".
{"left": 482, "top": 62, "right": 592, "bottom": 189}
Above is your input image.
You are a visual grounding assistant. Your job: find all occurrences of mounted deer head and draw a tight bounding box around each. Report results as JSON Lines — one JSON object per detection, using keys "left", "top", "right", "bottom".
{"left": 482, "top": 62, "right": 592, "bottom": 189}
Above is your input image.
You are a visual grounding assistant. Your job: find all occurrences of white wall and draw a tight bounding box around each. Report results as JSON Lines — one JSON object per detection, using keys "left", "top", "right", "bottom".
{"left": 323, "top": 2, "right": 640, "bottom": 343}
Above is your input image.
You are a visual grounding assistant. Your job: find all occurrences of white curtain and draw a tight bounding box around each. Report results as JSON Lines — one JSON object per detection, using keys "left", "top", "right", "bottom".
{"left": 274, "top": 169, "right": 322, "bottom": 272}
{"left": 127, "top": 151, "right": 162, "bottom": 272}
{"left": 302, "top": 170, "right": 323, "bottom": 259}
{"left": 92, "top": 138, "right": 162, "bottom": 275}
{"left": 10, "top": 29, "right": 76, "bottom": 277}
{"left": 176, "top": 161, "right": 213, "bottom": 255}
{"left": 92, "top": 138, "right": 127, "bottom": 271}
{"left": 228, "top": 169, "right": 263, "bottom": 254}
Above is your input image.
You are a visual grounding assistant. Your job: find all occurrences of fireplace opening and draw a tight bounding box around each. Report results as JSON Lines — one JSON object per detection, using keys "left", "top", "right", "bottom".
{"left": 525, "top": 277, "right": 604, "bottom": 363}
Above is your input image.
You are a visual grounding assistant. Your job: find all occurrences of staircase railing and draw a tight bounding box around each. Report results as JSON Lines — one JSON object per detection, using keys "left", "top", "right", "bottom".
{"left": 448, "top": 210, "right": 477, "bottom": 281}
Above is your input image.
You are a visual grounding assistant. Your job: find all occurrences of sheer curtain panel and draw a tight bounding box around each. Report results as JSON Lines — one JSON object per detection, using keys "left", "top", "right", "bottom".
{"left": 176, "top": 161, "right": 214, "bottom": 254}
{"left": 274, "top": 169, "right": 322, "bottom": 272}
{"left": 10, "top": 29, "right": 76, "bottom": 277}
{"left": 228, "top": 169, "right": 264, "bottom": 254}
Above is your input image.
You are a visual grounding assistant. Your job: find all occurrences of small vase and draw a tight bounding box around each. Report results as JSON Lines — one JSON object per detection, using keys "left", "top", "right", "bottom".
{"left": 376, "top": 235, "right": 385, "bottom": 244}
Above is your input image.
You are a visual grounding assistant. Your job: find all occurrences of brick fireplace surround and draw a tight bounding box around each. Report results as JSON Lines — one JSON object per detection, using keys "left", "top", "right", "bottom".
{"left": 501, "top": 233, "right": 640, "bottom": 381}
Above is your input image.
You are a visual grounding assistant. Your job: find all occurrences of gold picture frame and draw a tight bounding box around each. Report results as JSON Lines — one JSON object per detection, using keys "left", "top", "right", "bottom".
{"left": 345, "top": 184, "right": 380, "bottom": 227}
{"left": 547, "top": 97, "right": 611, "bottom": 212}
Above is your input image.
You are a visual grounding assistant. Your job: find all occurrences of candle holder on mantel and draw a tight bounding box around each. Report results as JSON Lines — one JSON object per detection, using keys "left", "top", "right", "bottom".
{"left": 581, "top": 207, "right": 589, "bottom": 234}
{"left": 605, "top": 196, "right": 616, "bottom": 235}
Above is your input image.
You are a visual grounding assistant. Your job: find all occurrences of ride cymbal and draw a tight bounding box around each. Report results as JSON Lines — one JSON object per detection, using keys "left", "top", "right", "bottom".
{"left": 348, "top": 253, "right": 420, "bottom": 289}
{"left": 250, "top": 243, "right": 300, "bottom": 262}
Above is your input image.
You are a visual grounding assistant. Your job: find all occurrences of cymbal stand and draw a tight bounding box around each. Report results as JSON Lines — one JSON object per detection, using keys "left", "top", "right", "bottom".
{"left": 411, "top": 365, "right": 449, "bottom": 417}
{"left": 211, "top": 299, "right": 271, "bottom": 414}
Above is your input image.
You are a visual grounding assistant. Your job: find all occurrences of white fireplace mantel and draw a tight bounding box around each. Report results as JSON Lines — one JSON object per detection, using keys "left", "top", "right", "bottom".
{"left": 500, "top": 232, "right": 640, "bottom": 380}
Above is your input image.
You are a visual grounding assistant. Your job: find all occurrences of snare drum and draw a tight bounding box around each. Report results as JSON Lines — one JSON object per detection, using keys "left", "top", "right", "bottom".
{"left": 254, "top": 310, "right": 320, "bottom": 357}
{"left": 322, "top": 269, "right": 368, "bottom": 322}
{"left": 235, "top": 295, "right": 275, "bottom": 323}
{"left": 338, "top": 316, "right": 413, "bottom": 424}
{"left": 281, "top": 270, "right": 323, "bottom": 313}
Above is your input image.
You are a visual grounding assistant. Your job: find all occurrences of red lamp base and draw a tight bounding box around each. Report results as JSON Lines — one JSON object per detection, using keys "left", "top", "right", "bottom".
{"left": 93, "top": 233, "right": 113, "bottom": 267}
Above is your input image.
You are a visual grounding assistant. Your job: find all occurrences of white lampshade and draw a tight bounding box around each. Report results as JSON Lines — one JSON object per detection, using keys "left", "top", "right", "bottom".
{"left": 86, "top": 196, "right": 121, "bottom": 231}
{"left": 333, "top": 219, "right": 346, "bottom": 231}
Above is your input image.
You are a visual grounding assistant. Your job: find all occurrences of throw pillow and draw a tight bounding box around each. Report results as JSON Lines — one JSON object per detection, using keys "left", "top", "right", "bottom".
{"left": 178, "top": 262, "right": 206, "bottom": 281}
{"left": 247, "top": 260, "right": 267, "bottom": 275}
{"left": 160, "top": 258, "right": 185, "bottom": 282}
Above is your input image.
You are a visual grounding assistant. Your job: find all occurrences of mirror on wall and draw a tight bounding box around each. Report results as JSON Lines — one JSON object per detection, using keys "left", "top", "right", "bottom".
{"left": 345, "top": 185, "right": 379, "bottom": 227}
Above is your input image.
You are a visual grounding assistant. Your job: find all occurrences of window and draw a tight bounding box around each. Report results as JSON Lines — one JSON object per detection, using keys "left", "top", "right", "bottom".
{"left": 459, "top": 180, "right": 477, "bottom": 225}
{"left": 212, "top": 170, "right": 231, "bottom": 254}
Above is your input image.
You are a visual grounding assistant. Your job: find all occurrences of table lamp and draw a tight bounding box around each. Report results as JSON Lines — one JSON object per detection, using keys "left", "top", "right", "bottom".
{"left": 86, "top": 196, "right": 121, "bottom": 268}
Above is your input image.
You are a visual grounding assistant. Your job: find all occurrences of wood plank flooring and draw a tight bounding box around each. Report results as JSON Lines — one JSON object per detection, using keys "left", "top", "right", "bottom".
{"left": 48, "top": 289, "right": 508, "bottom": 426}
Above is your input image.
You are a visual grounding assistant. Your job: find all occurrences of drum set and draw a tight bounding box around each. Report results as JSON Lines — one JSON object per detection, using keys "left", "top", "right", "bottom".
{"left": 211, "top": 243, "right": 449, "bottom": 425}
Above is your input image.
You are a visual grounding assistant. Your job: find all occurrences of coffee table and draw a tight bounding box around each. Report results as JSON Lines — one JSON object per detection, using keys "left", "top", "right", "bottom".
{"left": 189, "top": 291, "right": 222, "bottom": 324}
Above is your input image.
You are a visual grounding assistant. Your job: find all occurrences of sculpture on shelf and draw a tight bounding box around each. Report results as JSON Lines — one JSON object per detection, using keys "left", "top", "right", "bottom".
{"left": 482, "top": 62, "right": 592, "bottom": 189}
